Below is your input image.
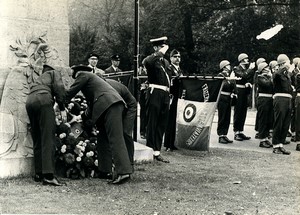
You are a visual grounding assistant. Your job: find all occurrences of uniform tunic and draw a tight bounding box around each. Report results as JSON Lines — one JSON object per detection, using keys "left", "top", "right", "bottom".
{"left": 256, "top": 73, "right": 273, "bottom": 139}
{"left": 272, "top": 67, "right": 293, "bottom": 146}
{"left": 143, "top": 52, "right": 171, "bottom": 153}
{"left": 217, "top": 71, "right": 236, "bottom": 136}
{"left": 233, "top": 65, "right": 254, "bottom": 132}
{"left": 294, "top": 72, "right": 300, "bottom": 141}
{"left": 26, "top": 67, "right": 66, "bottom": 175}
{"left": 66, "top": 72, "right": 132, "bottom": 175}
{"left": 164, "top": 64, "right": 182, "bottom": 150}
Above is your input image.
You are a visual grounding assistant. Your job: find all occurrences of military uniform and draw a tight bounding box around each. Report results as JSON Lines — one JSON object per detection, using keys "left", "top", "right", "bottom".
{"left": 217, "top": 71, "right": 236, "bottom": 143}
{"left": 256, "top": 70, "right": 273, "bottom": 147}
{"left": 233, "top": 64, "right": 254, "bottom": 140}
{"left": 105, "top": 79, "right": 137, "bottom": 170}
{"left": 294, "top": 70, "right": 300, "bottom": 142}
{"left": 143, "top": 49, "right": 171, "bottom": 160}
{"left": 26, "top": 65, "right": 66, "bottom": 179}
{"left": 164, "top": 63, "right": 182, "bottom": 150}
{"left": 66, "top": 67, "right": 133, "bottom": 178}
{"left": 272, "top": 64, "right": 293, "bottom": 153}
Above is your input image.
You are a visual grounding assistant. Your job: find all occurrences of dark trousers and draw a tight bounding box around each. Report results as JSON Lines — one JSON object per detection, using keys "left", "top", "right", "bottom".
{"left": 217, "top": 95, "right": 231, "bottom": 136}
{"left": 164, "top": 97, "right": 178, "bottom": 149}
{"left": 257, "top": 97, "right": 273, "bottom": 139}
{"left": 290, "top": 92, "right": 296, "bottom": 132}
{"left": 26, "top": 92, "right": 56, "bottom": 175}
{"left": 234, "top": 88, "right": 248, "bottom": 132}
{"left": 272, "top": 97, "right": 292, "bottom": 146}
{"left": 146, "top": 89, "right": 170, "bottom": 152}
{"left": 139, "top": 88, "right": 147, "bottom": 136}
{"left": 295, "top": 96, "right": 300, "bottom": 141}
{"left": 123, "top": 108, "right": 136, "bottom": 168}
{"left": 96, "top": 102, "right": 133, "bottom": 175}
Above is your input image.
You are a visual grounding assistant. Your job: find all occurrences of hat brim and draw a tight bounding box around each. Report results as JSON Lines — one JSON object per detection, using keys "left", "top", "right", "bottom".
{"left": 71, "top": 65, "right": 93, "bottom": 79}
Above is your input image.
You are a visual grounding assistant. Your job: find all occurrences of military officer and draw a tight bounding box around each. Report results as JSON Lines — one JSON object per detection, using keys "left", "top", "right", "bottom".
{"left": 105, "top": 54, "right": 122, "bottom": 74}
{"left": 164, "top": 49, "right": 183, "bottom": 151}
{"left": 143, "top": 36, "right": 171, "bottom": 163}
{"left": 66, "top": 65, "right": 133, "bottom": 184}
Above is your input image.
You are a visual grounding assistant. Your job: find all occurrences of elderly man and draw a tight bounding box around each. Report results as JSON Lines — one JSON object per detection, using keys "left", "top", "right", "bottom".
{"left": 87, "top": 53, "right": 105, "bottom": 76}
{"left": 66, "top": 65, "right": 133, "bottom": 184}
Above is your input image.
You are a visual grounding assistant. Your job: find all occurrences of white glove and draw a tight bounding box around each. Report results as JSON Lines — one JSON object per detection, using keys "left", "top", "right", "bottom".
{"left": 245, "top": 83, "right": 252, "bottom": 88}
{"left": 60, "top": 110, "right": 67, "bottom": 123}
{"left": 159, "top": 44, "right": 169, "bottom": 55}
{"left": 249, "top": 62, "right": 255, "bottom": 69}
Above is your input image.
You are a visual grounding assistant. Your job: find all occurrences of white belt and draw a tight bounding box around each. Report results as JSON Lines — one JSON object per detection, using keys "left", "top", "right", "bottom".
{"left": 221, "top": 91, "right": 231, "bottom": 96}
{"left": 258, "top": 93, "right": 273, "bottom": 98}
{"left": 149, "top": 84, "right": 170, "bottom": 93}
{"left": 273, "top": 93, "right": 292, "bottom": 98}
{"left": 236, "top": 84, "right": 246, "bottom": 88}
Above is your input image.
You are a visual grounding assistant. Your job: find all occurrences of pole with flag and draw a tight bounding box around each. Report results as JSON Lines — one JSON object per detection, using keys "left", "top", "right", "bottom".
{"left": 133, "top": 0, "right": 139, "bottom": 141}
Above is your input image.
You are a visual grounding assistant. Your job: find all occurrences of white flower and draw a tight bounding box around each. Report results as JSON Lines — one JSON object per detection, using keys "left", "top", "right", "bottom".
{"left": 94, "top": 159, "right": 98, "bottom": 166}
{"left": 79, "top": 152, "right": 84, "bottom": 157}
{"left": 76, "top": 157, "right": 82, "bottom": 162}
{"left": 59, "top": 133, "right": 66, "bottom": 139}
{"left": 60, "top": 148, "right": 66, "bottom": 153}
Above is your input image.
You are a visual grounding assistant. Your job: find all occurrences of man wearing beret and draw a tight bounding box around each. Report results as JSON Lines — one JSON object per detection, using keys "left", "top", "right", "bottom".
{"left": 143, "top": 36, "right": 171, "bottom": 163}
{"left": 87, "top": 53, "right": 105, "bottom": 76}
{"left": 66, "top": 65, "right": 133, "bottom": 184}
{"left": 105, "top": 54, "right": 122, "bottom": 74}
{"left": 164, "top": 49, "right": 183, "bottom": 151}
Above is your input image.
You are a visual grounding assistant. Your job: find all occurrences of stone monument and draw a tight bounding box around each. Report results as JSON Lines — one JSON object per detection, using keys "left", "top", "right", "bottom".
{"left": 0, "top": 0, "right": 70, "bottom": 178}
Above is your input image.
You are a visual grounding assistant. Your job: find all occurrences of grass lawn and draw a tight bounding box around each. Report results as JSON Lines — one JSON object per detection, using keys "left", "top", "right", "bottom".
{"left": 1, "top": 148, "right": 299, "bottom": 215}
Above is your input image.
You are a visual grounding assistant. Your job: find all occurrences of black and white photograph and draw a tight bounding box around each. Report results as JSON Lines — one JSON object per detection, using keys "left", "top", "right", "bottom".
{"left": 0, "top": 0, "right": 299, "bottom": 214}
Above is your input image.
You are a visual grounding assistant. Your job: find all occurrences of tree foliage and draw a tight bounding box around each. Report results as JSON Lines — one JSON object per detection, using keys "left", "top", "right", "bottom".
{"left": 68, "top": 0, "right": 300, "bottom": 74}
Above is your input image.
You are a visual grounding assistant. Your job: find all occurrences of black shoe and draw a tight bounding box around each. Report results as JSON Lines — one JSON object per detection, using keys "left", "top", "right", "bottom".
{"left": 282, "top": 140, "right": 290, "bottom": 145}
{"left": 259, "top": 140, "right": 272, "bottom": 148}
{"left": 154, "top": 155, "right": 170, "bottom": 163}
{"left": 296, "top": 144, "right": 300, "bottom": 151}
{"left": 33, "top": 173, "right": 43, "bottom": 182}
{"left": 234, "top": 134, "right": 244, "bottom": 141}
{"left": 219, "top": 137, "right": 229, "bottom": 144}
{"left": 273, "top": 147, "right": 291, "bottom": 155}
{"left": 43, "top": 177, "right": 64, "bottom": 186}
{"left": 255, "top": 133, "right": 260, "bottom": 139}
{"left": 223, "top": 136, "right": 233, "bottom": 143}
{"left": 98, "top": 172, "right": 113, "bottom": 180}
{"left": 291, "top": 136, "right": 296, "bottom": 142}
{"left": 110, "top": 174, "right": 130, "bottom": 185}
{"left": 239, "top": 133, "right": 251, "bottom": 140}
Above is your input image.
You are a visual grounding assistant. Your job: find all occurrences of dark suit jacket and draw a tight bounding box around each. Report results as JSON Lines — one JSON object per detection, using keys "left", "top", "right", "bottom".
{"left": 66, "top": 72, "right": 124, "bottom": 124}
{"left": 105, "top": 66, "right": 122, "bottom": 74}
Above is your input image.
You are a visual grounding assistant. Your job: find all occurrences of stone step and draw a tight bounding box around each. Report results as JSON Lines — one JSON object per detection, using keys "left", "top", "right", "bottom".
{"left": 133, "top": 141, "right": 153, "bottom": 163}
